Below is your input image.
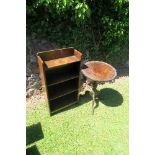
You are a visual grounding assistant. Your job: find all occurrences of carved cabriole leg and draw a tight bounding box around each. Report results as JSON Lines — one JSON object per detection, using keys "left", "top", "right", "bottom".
{"left": 79, "top": 79, "right": 93, "bottom": 96}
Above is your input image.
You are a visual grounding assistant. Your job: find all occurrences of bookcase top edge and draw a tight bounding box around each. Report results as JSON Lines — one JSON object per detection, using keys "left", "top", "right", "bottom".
{"left": 37, "top": 47, "right": 76, "bottom": 56}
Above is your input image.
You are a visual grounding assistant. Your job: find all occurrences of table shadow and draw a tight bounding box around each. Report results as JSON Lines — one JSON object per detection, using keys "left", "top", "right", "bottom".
{"left": 98, "top": 88, "right": 123, "bottom": 107}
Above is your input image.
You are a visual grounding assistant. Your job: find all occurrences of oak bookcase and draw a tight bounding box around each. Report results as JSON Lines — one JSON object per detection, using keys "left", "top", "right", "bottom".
{"left": 37, "top": 48, "right": 82, "bottom": 115}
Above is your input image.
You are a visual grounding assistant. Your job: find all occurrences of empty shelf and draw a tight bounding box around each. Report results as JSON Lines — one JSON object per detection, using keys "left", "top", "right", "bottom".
{"left": 48, "top": 78, "right": 79, "bottom": 100}
{"left": 45, "top": 56, "right": 80, "bottom": 68}
{"left": 47, "top": 73, "right": 78, "bottom": 86}
{"left": 49, "top": 91, "right": 78, "bottom": 113}
{"left": 45, "top": 63, "right": 80, "bottom": 86}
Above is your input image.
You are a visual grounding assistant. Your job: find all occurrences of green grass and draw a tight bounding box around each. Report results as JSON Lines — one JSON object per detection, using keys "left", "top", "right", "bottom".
{"left": 26, "top": 77, "right": 128, "bottom": 155}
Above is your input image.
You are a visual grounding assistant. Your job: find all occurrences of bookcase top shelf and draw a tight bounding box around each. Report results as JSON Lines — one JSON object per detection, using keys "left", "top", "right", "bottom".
{"left": 44, "top": 55, "right": 80, "bottom": 68}
{"left": 37, "top": 47, "right": 82, "bottom": 69}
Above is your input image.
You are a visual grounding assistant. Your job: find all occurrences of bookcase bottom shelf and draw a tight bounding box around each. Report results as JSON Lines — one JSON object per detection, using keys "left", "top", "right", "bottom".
{"left": 49, "top": 91, "right": 78, "bottom": 113}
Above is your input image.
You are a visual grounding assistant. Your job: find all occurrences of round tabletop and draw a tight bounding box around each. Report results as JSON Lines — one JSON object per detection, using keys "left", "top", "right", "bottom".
{"left": 81, "top": 61, "right": 117, "bottom": 82}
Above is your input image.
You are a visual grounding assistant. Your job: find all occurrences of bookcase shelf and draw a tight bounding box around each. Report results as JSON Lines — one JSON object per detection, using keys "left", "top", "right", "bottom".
{"left": 49, "top": 91, "right": 78, "bottom": 113}
{"left": 48, "top": 78, "right": 79, "bottom": 100}
{"left": 45, "top": 62, "right": 80, "bottom": 86}
{"left": 37, "top": 47, "right": 82, "bottom": 115}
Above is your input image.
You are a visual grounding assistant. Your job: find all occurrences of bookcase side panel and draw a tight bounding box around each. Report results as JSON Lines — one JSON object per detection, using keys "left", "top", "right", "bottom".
{"left": 37, "top": 56, "right": 48, "bottom": 100}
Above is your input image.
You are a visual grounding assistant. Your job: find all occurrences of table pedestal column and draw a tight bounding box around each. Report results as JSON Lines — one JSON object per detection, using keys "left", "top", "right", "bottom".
{"left": 80, "top": 79, "right": 99, "bottom": 114}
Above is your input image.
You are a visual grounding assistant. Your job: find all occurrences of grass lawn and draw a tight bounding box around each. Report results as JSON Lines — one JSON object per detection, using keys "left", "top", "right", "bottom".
{"left": 26, "top": 77, "right": 128, "bottom": 155}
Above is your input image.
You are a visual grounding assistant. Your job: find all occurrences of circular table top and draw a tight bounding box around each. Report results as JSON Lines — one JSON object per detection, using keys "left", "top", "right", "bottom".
{"left": 81, "top": 61, "right": 117, "bottom": 82}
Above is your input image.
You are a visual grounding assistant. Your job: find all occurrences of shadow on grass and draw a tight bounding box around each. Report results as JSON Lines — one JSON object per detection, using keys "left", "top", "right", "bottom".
{"left": 26, "top": 122, "right": 44, "bottom": 145}
{"left": 98, "top": 88, "right": 123, "bottom": 107}
{"left": 26, "top": 145, "right": 41, "bottom": 155}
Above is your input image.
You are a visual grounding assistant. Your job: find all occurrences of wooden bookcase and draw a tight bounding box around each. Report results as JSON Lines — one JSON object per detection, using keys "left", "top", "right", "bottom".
{"left": 37, "top": 48, "right": 82, "bottom": 115}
